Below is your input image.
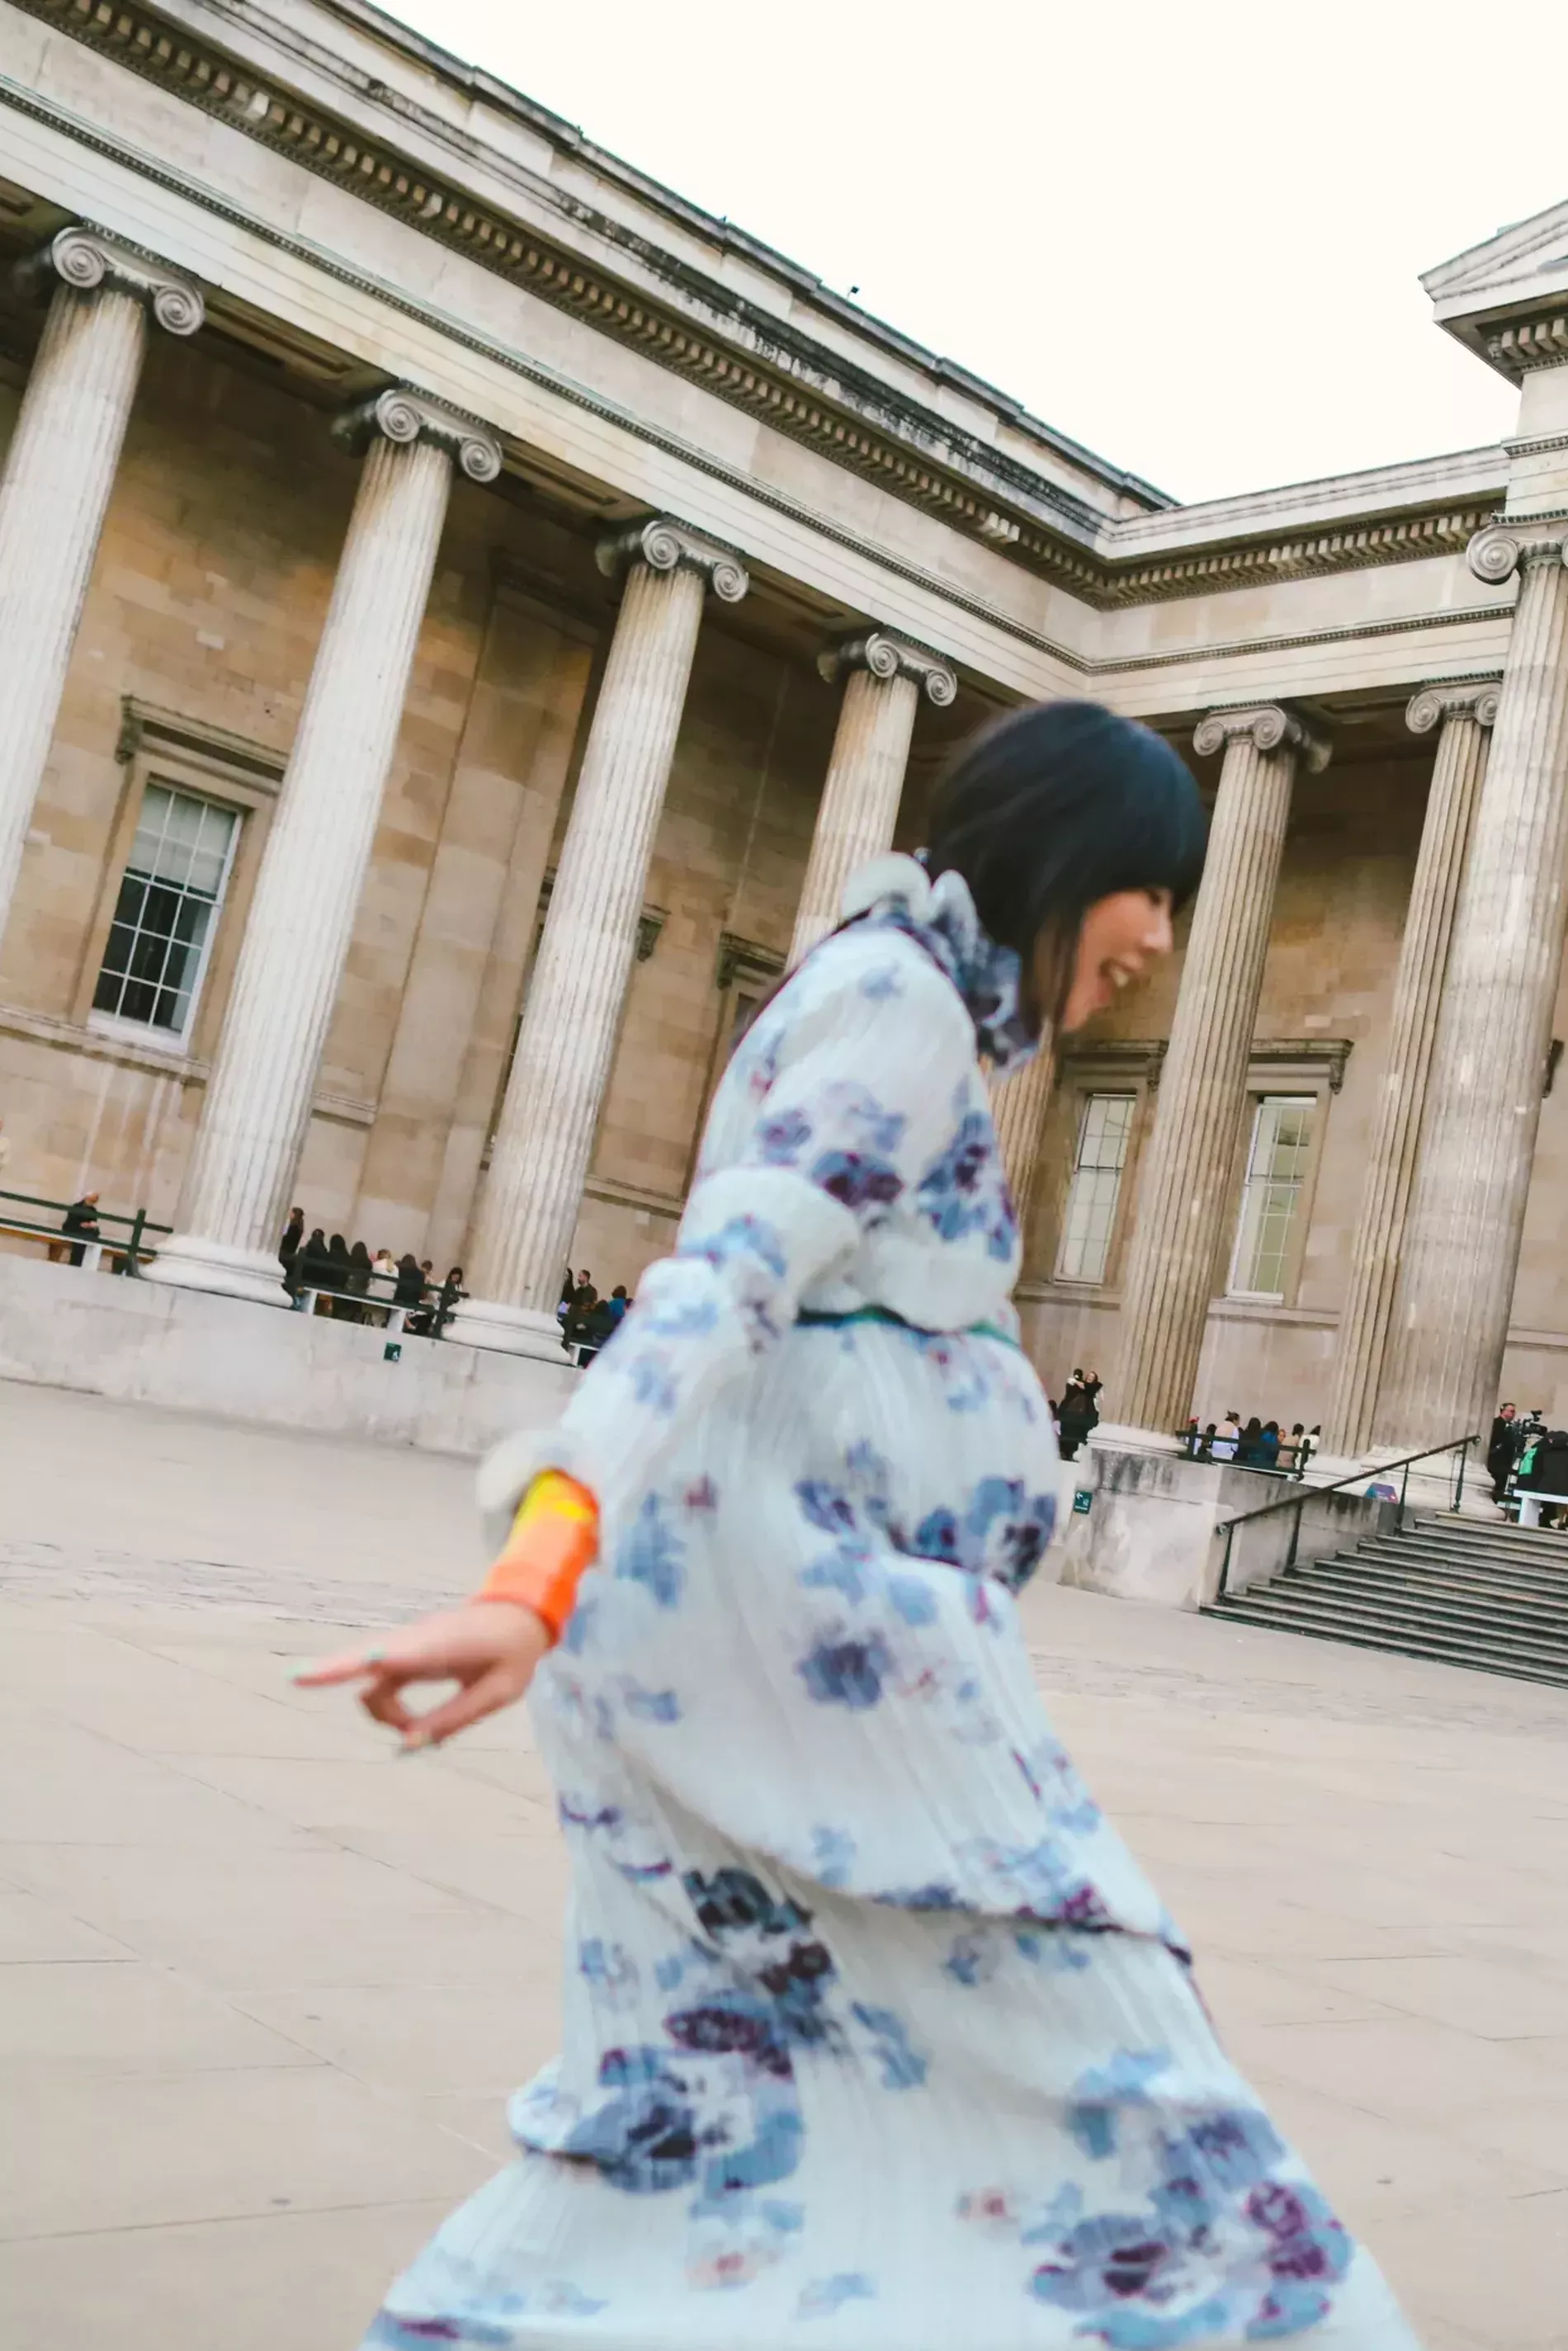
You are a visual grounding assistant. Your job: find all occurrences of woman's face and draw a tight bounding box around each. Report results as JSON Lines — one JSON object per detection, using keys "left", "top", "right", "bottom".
{"left": 1051, "top": 887, "right": 1174, "bottom": 1033}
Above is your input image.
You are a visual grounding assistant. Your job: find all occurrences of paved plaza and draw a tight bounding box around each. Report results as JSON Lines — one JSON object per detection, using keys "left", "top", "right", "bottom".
{"left": 0, "top": 1382, "right": 1566, "bottom": 2349}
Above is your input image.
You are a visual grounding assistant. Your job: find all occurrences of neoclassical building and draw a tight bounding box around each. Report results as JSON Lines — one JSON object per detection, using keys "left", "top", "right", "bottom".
{"left": 2, "top": 0, "right": 1567, "bottom": 1455}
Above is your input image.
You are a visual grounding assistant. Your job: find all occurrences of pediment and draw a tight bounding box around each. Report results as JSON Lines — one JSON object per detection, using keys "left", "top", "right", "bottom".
{"left": 1423, "top": 197, "right": 1568, "bottom": 338}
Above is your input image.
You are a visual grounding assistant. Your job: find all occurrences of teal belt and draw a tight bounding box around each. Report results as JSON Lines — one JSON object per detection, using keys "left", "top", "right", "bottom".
{"left": 796, "top": 1304, "right": 1020, "bottom": 1352}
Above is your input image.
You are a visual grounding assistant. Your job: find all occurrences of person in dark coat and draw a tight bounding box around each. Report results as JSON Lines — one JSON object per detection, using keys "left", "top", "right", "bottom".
{"left": 341, "top": 1239, "right": 374, "bottom": 1323}
{"left": 61, "top": 1192, "right": 102, "bottom": 1267}
{"left": 1257, "top": 1419, "right": 1282, "bottom": 1472}
{"left": 1056, "top": 1367, "right": 1102, "bottom": 1461}
{"left": 319, "top": 1232, "right": 352, "bottom": 1314}
{"left": 432, "top": 1266, "right": 465, "bottom": 1338}
{"left": 292, "top": 1227, "right": 331, "bottom": 1310}
{"left": 394, "top": 1253, "right": 427, "bottom": 1315}
{"left": 279, "top": 1206, "right": 305, "bottom": 1269}
{"left": 1238, "top": 1415, "right": 1264, "bottom": 1467}
{"left": 1487, "top": 1403, "right": 1520, "bottom": 1502}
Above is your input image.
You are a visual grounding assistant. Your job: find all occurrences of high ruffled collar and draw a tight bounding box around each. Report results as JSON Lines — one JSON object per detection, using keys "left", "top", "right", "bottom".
{"left": 839, "top": 852, "right": 1039, "bottom": 1074}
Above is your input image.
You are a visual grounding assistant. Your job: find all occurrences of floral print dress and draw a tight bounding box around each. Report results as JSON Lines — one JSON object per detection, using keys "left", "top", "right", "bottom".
{"left": 364, "top": 857, "right": 1420, "bottom": 2351}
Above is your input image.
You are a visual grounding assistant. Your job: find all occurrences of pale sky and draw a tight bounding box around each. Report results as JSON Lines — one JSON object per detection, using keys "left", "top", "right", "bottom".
{"left": 382, "top": 0, "right": 1568, "bottom": 508}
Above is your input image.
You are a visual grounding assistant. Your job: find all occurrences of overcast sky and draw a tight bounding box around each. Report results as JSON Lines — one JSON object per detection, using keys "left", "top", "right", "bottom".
{"left": 383, "top": 0, "right": 1568, "bottom": 507}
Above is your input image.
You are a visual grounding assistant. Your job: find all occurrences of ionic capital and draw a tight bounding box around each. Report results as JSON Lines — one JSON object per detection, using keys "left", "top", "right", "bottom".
{"left": 333, "top": 385, "right": 502, "bottom": 482}
{"left": 817, "top": 629, "right": 957, "bottom": 706}
{"left": 19, "top": 224, "right": 204, "bottom": 338}
{"left": 596, "top": 515, "right": 749, "bottom": 604}
{"left": 1406, "top": 681, "right": 1501, "bottom": 736}
{"left": 1467, "top": 517, "right": 1568, "bottom": 584}
{"left": 1193, "top": 703, "right": 1330, "bottom": 772}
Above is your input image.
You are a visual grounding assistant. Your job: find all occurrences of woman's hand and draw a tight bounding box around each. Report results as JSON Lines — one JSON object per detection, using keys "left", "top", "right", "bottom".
{"left": 294, "top": 1600, "right": 550, "bottom": 1751}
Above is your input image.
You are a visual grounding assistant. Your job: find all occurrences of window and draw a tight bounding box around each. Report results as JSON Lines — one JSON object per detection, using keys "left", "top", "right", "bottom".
{"left": 91, "top": 783, "right": 239, "bottom": 1042}
{"left": 1056, "top": 1092, "right": 1136, "bottom": 1284}
{"left": 1229, "top": 1095, "right": 1316, "bottom": 1299}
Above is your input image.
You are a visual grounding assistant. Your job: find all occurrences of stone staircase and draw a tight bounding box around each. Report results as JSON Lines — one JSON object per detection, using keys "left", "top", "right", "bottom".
{"left": 1204, "top": 1510, "right": 1568, "bottom": 1688}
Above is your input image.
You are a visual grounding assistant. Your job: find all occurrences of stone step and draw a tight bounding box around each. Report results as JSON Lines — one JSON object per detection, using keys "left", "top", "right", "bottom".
{"left": 1305, "top": 1553, "right": 1568, "bottom": 1610}
{"left": 1407, "top": 1514, "right": 1568, "bottom": 1560}
{"left": 1205, "top": 1591, "right": 1568, "bottom": 1688}
{"left": 1273, "top": 1569, "right": 1568, "bottom": 1649}
{"left": 1345, "top": 1541, "right": 1568, "bottom": 1593}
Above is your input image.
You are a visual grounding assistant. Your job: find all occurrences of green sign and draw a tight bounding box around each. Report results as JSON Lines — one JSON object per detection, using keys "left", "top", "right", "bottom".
{"left": 1072, "top": 1489, "right": 1093, "bottom": 1515}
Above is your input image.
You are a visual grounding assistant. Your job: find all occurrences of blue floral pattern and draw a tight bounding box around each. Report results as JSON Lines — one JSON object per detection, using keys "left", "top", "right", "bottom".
{"left": 369, "top": 857, "right": 1415, "bottom": 2348}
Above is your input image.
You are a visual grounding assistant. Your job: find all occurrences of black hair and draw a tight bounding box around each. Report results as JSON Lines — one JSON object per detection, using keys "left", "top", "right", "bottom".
{"left": 926, "top": 700, "right": 1207, "bottom": 1032}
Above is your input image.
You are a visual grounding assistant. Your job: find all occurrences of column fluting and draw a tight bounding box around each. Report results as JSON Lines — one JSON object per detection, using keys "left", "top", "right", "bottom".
{"left": 1113, "top": 706, "right": 1329, "bottom": 1437}
{"left": 448, "top": 517, "right": 749, "bottom": 1355}
{"left": 149, "top": 389, "right": 501, "bottom": 1302}
{"left": 787, "top": 630, "right": 956, "bottom": 966}
{"left": 1373, "top": 523, "right": 1568, "bottom": 1448}
{"left": 0, "top": 226, "right": 203, "bottom": 939}
{"left": 1324, "top": 684, "right": 1497, "bottom": 1457}
{"left": 990, "top": 1041, "right": 1056, "bottom": 1240}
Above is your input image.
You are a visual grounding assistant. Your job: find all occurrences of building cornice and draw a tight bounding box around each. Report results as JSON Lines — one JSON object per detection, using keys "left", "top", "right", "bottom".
{"left": 2, "top": 0, "right": 1520, "bottom": 612}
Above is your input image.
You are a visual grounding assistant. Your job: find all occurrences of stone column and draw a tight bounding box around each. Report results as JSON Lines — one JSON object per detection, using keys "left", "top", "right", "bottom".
{"left": 447, "top": 517, "right": 749, "bottom": 1355}
{"left": 149, "top": 389, "right": 502, "bottom": 1303}
{"left": 788, "top": 630, "right": 956, "bottom": 965}
{"left": 1113, "top": 705, "right": 1329, "bottom": 1437}
{"left": 0, "top": 225, "right": 203, "bottom": 940}
{"left": 1373, "top": 521, "right": 1568, "bottom": 1448}
{"left": 990, "top": 1042, "right": 1056, "bottom": 1238}
{"left": 1324, "top": 684, "right": 1497, "bottom": 1457}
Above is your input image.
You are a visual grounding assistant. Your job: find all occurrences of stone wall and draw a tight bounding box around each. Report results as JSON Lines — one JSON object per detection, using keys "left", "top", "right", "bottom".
{"left": 0, "top": 1249, "right": 574, "bottom": 1456}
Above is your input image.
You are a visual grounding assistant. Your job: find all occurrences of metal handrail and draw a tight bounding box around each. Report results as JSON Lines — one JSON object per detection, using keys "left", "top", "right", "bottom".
{"left": 0, "top": 1185, "right": 170, "bottom": 1276}
{"left": 1215, "top": 1431, "right": 1481, "bottom": 1600}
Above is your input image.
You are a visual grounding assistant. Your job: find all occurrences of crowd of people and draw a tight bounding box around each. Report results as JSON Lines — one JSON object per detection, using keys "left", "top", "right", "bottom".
{"left": 558, "top": 1267, "right": 631, "bottom": 1362}
{"left": 1183, "top": 1412, "right": 1320, "bottom": 1474}
{"left": 277, "top": 1209, "right": 465, "bottom": 1336}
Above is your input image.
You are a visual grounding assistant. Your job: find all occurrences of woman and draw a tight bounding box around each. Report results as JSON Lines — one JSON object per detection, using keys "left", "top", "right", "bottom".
{"left": 432, "top": 1265, "right": 466, "bottom": 1338}
{"left": 392, "top": 1251, "right": 427, "bottom": 1323}
{"left": 1257, "top": 1419, "right": 1282, "bottom": 1473}
{"left": 322, "top": 1230, "right": 353, "bottom": 1315}
{"left": 303, "top": 703, "right": 1417, "bottom": 2349}
{"left": 291, "top": 1225, "right": 331, "bottom": 1310}
{"left": 345, "top": 1238, "right": 375, "bottom": 1324}
{"left": 1237, "top": 1415, "right": 1264, "bottom": 1469}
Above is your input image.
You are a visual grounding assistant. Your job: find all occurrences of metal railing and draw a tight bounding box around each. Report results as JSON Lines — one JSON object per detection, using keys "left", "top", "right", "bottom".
{"left": 289, "top": 1267, "right": 461, "bottom": 1338}
{"left": 1214, "top": 1432, "right": 1481, "bottom": 1601}
{"left": 0, "top": 1186, "right": 170, "bottom": 1275}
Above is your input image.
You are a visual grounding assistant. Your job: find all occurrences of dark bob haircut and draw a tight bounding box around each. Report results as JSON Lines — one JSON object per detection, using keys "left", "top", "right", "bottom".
{"left": 926, "top": 699, "right": 1207, "bottom": 1032}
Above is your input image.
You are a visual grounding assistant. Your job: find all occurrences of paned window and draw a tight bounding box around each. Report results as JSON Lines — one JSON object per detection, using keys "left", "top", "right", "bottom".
{"left": 1229, "top": 1095, "right": 1315, "bottom": 1299}
{"left": 92, "top": 783, "right": 239, "bottom": 1041}
{"left": 1055, "top": 1092, "right": 1136, "bottom": 1283}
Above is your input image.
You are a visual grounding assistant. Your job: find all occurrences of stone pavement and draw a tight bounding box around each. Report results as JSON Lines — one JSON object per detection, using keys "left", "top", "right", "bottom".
{"left": 1, "top": 1382, "right": 1566, "bottom": 2351}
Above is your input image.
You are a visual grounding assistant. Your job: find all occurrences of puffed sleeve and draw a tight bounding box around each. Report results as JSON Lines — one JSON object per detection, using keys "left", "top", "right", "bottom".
{"left": 478, "top": 934, "right": 977, "bottom": 1548}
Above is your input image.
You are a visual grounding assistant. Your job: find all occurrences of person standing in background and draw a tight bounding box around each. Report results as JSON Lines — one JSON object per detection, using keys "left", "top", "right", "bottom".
{"left": 1487, "top": 1402, "right": 1519, "bottom": 1503}
{"left": 60, "top": 1192, "right": 102, "bottom": 1268}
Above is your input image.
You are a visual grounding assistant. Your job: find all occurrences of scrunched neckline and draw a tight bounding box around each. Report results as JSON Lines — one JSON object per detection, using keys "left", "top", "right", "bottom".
{"left": 839, "top": 852, "right": 1039, "bottom": 1074}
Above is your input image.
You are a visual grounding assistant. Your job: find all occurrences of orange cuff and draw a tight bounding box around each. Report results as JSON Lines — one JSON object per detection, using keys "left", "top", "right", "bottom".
{"left": 475, "top": 1471, "right": 599, "bottom": 1642}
